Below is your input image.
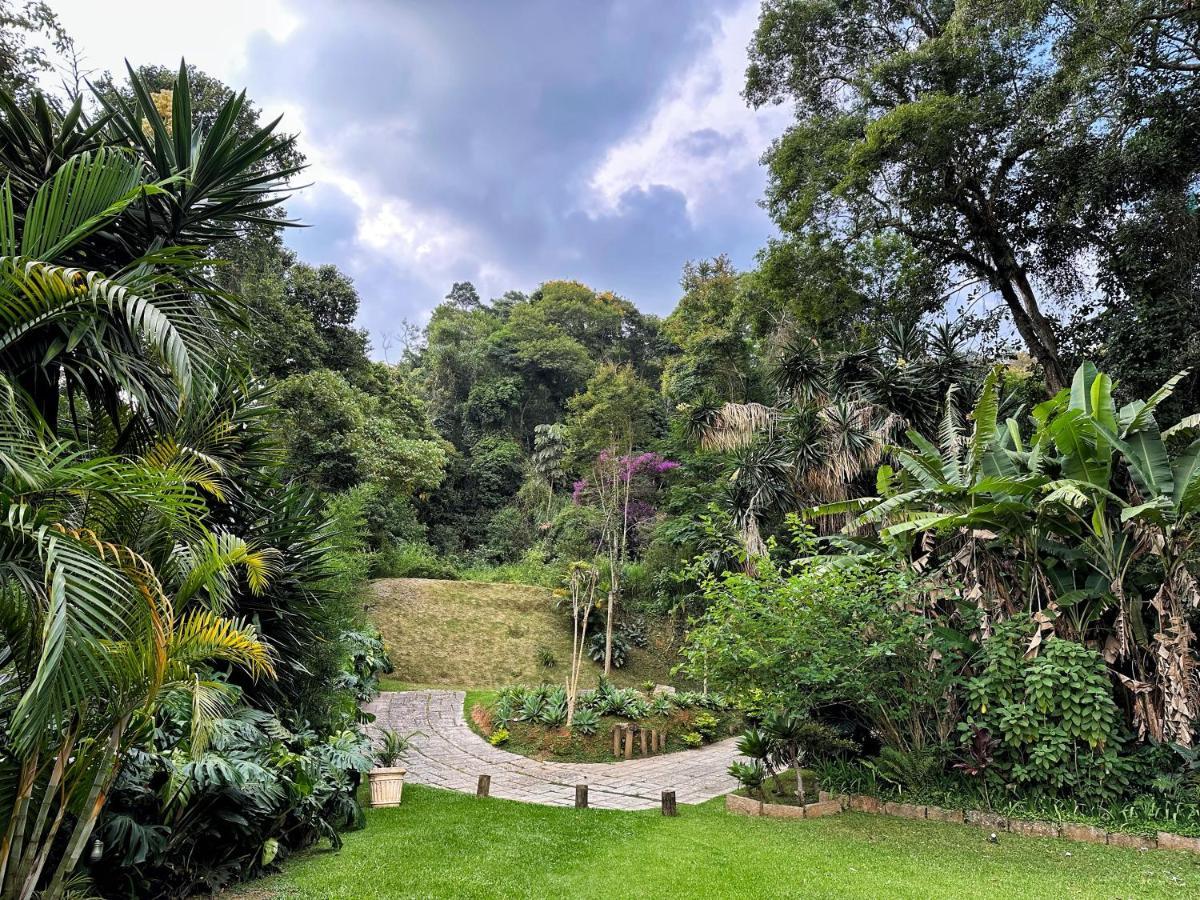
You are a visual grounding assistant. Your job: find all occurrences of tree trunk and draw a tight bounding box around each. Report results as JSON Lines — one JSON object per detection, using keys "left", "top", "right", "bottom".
{"left": 603, "top": 589, "right": 615, "bottom": 676}
{"left": 44, "top": 716, "right": 128, "bottom": 899}
{"left": 959, "top": 192, "right": 1067, "bottom": 394}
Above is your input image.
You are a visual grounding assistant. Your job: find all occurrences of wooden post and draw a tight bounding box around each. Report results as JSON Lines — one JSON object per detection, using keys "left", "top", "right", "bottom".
{"left": 575, "top": 783, "right": 589, "bottom": 808}
{"left": 624, "top": 726, "right": 634, "bottom": 760}
{"left": 477, "top": 774, "right": 491, "bottom": 798}
{"left": 613, "top": 726, "right": 621, "bottom": 758}
{"left": 662, "top": 790, "right": 677, "bottom": 817}
{"left": 640, "top": 728, "right": 648, "bottom": 756}
{"left": 659, "top": 731, "right": 667, "bottom": 752}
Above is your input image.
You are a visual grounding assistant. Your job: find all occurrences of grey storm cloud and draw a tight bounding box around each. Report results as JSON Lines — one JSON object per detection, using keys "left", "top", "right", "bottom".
{"left": 240, "top": 0, "right": 778, "bottom": 339}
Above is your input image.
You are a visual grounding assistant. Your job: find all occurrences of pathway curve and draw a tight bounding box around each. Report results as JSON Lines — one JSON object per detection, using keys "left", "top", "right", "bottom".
{"left": 365, "top": 690, "right": 742, "bottom": 810}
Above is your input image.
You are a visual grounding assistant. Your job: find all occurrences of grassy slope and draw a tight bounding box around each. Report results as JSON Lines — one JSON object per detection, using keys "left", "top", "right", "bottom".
{"left": 370, "top": 578, "right": 677, "bottom": 690}
{"left": 237, "top": 785, "right": 1200, "bottom": 899}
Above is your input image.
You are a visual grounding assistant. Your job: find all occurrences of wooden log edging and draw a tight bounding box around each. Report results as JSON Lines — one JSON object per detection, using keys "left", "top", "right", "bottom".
{"left": 725, "top": 792, "right": 1200, "bottom": 854}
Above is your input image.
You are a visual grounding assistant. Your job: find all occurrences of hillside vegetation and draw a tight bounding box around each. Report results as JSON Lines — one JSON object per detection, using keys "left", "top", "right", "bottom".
{"left": 370, "top": 578, "right": 677, "bottom": 689}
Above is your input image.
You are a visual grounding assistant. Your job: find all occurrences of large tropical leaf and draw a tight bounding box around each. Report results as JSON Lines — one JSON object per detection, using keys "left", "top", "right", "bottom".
{"left": 1048, "top": 408, "right": 1109, "bottom": 487}
{"left": 0, "top": 258, "right": 208, "bottom": 401}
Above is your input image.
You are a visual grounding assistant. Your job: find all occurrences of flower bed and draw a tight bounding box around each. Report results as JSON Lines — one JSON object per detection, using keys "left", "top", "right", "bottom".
{"left": 468, "top": 681, "right": 740, "bottom": 763}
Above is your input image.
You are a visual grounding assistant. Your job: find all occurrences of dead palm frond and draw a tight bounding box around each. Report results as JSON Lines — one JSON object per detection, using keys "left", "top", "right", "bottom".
{"left": 696, "top": 402, "right": 778, "bottom": 452}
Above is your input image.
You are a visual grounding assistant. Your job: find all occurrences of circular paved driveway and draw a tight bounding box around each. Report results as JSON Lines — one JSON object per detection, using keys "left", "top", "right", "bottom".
{"left": 365, "top": 690, "right": 742, "bottom": 810}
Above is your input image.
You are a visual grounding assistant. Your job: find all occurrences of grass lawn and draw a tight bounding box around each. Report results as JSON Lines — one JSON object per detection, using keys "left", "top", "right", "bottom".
{"left": 235, "top": 785, "right": 1200, "bottom": 899}
{"left": 370, "top": 578, "right": 678, "bottom": 690}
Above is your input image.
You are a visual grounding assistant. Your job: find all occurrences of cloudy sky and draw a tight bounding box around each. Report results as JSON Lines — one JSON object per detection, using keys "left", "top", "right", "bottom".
{"left": 45, "top": 0, "right": 788, "bottom": 351}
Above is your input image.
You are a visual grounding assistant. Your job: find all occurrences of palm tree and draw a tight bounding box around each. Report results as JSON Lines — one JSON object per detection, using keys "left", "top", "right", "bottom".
{"left": 0, "top": 376, "right": 276, "bottom": 899}
{"left": 0, "top": 62, "right": 302, "bottom": 898}
{"left": 0, "top": 61, "right": 297, "bottom": 434}
{"left": 695, "top": 321, "right": 980, "bottom": 560}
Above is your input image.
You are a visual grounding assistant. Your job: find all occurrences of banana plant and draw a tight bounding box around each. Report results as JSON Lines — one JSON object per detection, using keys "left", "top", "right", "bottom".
{"left": 813, "top": 361, "right": 1200, "bottom": 746}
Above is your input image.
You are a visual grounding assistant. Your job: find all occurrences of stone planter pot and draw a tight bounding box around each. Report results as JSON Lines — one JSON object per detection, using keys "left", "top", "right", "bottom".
{"left": 368, "top": 766, "right": 406, "bottom": 807}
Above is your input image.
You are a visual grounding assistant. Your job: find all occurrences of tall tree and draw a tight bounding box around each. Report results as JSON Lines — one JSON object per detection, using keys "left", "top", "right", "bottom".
{"left": 746, "top": 0, "right": 1200, "bottom": 393}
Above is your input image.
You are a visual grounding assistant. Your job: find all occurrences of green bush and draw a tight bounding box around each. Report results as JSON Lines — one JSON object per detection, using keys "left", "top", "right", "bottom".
{"left": 959, "top": 617, "right": 1133, "bottom": 803}
{"left": 489, "top": 728, "right": 510, "bottom": 746}
{"left": 729, "top": 760, "right": 766, "bottom": 795}
{"left": 681, "top": 552, "right": 958, "bottom": 752}
{"left": 337, "top": 626, "right": 393, "bottom": 702}
{"left": 693, "top": 710, "right": 720, "bottom": 741}
{"left": 374, "top": 542, "right": 461, "bottom": 579}
{"left": 682, "top": 732, "right": 704, "bottom": 749}
{"left": 460, "top": 548, "right": 563, "bottom": 586}
{"left": 481, "top": 504, "right": 536, "bottom": 562}
{"left": 96, "top": 696, "right": 374, "bottom": 896}
{"left": 587, "top": 630, "right": 629, "bottom": 668}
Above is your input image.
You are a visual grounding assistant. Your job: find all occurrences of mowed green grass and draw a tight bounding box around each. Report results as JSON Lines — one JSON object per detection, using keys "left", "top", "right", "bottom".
{"left": 370, "top": 577, "right": 677, "bottom": 689}
{"left": 237, "top": 785, "right": 1200, "bottom": 899}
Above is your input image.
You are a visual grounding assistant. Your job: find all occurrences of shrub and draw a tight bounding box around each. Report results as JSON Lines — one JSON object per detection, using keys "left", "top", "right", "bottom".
{"left": 374, "top": 541, "right": 460, "bottom": 579}
{"left": 460, "top": 548, "right": 564, "bottom": 587}
{"left": 489, "top": 728, "right": 510, "bottom": 746}
{"left": 622, "top": 616, "right": 649, "bottom": 648}
{"left": 959, "top": 618, "right": 1133, "bottom": 803}
{"left": 336, "top": 627, "right": 393, "bottom": 702}
{"left": 866, "top": 746, "right": 944, "bottom": 795}
{"left": 682, "top": 732, "right": 704, "bottom": 749}
{"left": 536, "top": 646, "right": 558, "bottom": 668}
{"left": 587, "top": 630, "right": 629, "bottom": 668}
{"left": 693, "top": 711, "right": 720, "bottom": 741}
{"left": 96, "top": 703, "right": 374, "bottom": 896}
{"left": 681, "top": 552, "right": 959, "bottom": 752}
{"left": 481, "top": 504, "right": 535, "bottom": 562}
{"left": 729, "top": 760, "right": 766, "bottom": 795}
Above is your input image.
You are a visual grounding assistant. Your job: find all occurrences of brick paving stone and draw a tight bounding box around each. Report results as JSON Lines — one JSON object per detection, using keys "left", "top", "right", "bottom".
{"left": 364, "top": 690, "right": 742, "bottom": 810}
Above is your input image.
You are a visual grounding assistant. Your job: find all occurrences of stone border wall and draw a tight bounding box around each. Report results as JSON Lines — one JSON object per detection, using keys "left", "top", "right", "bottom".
{"left": 725, "top": 792, "right": 1200, "bottom": 854}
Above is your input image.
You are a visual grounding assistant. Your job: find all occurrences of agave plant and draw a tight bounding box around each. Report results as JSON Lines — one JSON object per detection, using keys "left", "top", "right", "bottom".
{"left": 516, "top": 692, "right": 544, "bottom": 724}
{"left": 539, "top": 695, "right": 569, "bottom": 728}
{"left": 570, "top": 708, "right": 601, "bottom": 736}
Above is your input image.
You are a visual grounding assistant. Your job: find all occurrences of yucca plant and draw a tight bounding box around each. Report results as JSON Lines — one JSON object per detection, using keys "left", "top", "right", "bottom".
{"left": 695, "top": 321, "right": 979, "bottom": 562}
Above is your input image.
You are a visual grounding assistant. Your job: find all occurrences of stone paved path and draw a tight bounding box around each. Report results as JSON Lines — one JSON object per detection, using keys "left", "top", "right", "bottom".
{"left": 365, "top": 690, "right": 742, "bottom": 810}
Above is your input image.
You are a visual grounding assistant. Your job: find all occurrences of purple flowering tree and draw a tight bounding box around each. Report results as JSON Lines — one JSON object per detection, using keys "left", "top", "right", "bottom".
{"left": 574, "top": 449, "right": 678, "bottom": 674}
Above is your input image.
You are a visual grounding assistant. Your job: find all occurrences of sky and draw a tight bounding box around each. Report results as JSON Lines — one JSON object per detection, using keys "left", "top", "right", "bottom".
{"left": 43, "top": 0, "right": 789, "bottom": 352}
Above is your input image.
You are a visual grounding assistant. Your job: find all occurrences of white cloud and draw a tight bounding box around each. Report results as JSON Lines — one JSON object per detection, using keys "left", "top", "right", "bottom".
{"left": 42, "top": 0, "right": 300, "bottom": 85}
{"left": 588, "top": 0, "right": 790, "bottom": 221}
{"left": 274, "top": 103, "right": 518, "bottom": 305}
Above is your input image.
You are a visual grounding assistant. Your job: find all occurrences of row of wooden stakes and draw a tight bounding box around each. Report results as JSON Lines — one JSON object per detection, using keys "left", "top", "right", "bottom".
{"left": 612, "top": 723, "right": 666, "bottom": 758}
{"left": 475, "top": 774, "right": 677, "bottom": 816}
